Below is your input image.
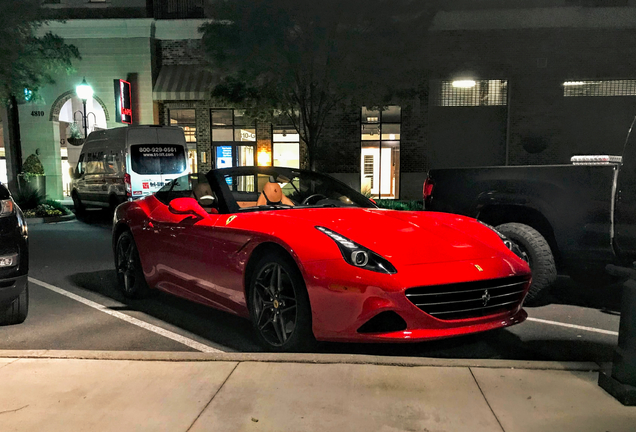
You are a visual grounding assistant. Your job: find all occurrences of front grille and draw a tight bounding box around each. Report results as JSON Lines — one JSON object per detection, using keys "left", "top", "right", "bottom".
{"left": 405, "top": 275, "right": 530, "bottom": 321}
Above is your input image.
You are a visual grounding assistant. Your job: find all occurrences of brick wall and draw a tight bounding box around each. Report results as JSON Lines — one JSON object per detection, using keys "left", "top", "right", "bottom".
{"left": 160, "top": 40, "right": 204, "bottom": 66}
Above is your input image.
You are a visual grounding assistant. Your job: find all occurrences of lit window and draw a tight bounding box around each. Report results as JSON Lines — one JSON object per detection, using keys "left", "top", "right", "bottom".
{"left": 433, "top": 80, "right": 508, "bottom": 107}
{"left": 360, "top": 106, "right": 401, "bottom": 199}
{"left": 563, "top": 80, "right": 636, "bottom": 97}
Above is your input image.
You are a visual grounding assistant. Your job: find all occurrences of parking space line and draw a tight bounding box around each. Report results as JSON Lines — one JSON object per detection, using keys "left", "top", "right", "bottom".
{"left": 526, "top": 317, "right": 619, "bottom": 336}
{"left": 29, "top": 277, "right": 228, "bottom": 353}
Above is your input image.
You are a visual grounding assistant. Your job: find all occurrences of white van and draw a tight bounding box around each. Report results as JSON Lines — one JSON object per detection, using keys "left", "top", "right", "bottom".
{"left": 70, "top": 125, "right": 189, "bottom": 212}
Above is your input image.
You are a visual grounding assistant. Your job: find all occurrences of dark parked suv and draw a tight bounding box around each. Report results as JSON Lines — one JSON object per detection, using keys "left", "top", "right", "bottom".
{"left": 0, "top": 182, "right": 28, "bottom": 325}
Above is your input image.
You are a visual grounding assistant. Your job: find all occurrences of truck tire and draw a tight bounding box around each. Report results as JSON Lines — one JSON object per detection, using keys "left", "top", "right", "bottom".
{"left": 496, "top": 222, "right": 556, "bottom": 302}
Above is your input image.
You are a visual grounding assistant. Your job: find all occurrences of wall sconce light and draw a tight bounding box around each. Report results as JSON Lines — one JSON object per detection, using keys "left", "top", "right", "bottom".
{"left": 200, "top": 151, "right": 207, "bottom": 164}
{"left": 452, "top": 80, "right": 476, "bottom": 88}
{"left": 258, "top": 151, "right": 271, "bottom": 166}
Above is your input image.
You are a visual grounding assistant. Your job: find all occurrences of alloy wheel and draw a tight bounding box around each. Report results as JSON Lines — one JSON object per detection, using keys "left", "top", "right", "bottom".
{"left": 252, "top": 262, "right": 298, "bottom": 347}
{"left": 116, "top": 236, "right": 137, "bottom": 295}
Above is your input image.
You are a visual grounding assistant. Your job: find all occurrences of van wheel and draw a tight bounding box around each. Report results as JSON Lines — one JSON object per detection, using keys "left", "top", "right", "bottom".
{"left": 72, "top": 192, "right": 84, "bottom": 215}
{"left": 496, "top": 222, "right": 557, "bottom": 303}
{"left": 108, "top": 195, "right": 120, "bottom": 213}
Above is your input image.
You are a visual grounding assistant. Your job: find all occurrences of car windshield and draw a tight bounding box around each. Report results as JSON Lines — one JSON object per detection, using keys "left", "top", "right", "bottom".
{"left": 208, "top": 167, "right": 377, "bottom": 213}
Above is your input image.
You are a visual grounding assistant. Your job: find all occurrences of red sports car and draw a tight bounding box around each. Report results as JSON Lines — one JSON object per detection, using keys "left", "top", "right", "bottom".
{"left": 112, "top": 166, "right": 531, "bottom": 351}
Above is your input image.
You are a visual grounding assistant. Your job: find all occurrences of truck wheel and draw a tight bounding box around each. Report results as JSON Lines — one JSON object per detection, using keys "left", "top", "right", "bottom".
{"left": 496, "top": 222, "right": 556, "bottom": 302}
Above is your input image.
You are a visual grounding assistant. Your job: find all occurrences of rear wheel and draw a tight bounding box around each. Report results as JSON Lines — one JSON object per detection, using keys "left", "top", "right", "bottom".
{"left": 72, "top": 191, "right": 84, "bottom": 215}
{"left": 496, "top": 222, "right": 557, "bottom": 303}
{"left": 115, "top": 231, "right": 151, "bottom": 299}
{"left": 0, "top": 284, "right": 28, "bottom": 325}
{"left": 248, "top": 252, "right": 314, "bottom": 352}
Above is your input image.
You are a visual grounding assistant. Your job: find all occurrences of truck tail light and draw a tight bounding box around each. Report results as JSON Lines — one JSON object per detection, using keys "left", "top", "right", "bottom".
{"left": 124, "top": 173, "right": 132, "bottom": 198}
{"left": 423, "top": 177, "right": 434, "bottom": 199}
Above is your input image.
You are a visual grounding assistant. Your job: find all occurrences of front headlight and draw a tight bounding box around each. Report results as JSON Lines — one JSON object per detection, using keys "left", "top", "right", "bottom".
{"left": 0, "top": 199, "right": 15, "bottom": 217}
{"left": 316, "top": 226, "right": 397, "bottom": 274}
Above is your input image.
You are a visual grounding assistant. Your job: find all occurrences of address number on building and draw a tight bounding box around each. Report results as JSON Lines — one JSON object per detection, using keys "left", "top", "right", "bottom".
{"left": 31, "top": 111, "right": 45, "bottom": 117}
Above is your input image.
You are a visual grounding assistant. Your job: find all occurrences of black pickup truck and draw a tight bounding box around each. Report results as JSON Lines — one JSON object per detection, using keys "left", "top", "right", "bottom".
{"left": 424, "top": 120, "right": 636, "bottom": 301}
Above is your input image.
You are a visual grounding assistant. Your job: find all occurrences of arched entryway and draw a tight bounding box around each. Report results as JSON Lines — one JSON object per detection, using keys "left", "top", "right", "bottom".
{"left": 49, "top": 90, "right": 110, "bottom": 196}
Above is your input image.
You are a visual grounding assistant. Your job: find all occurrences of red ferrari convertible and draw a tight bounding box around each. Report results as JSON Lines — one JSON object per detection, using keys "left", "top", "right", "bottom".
{"left": 112, "top": 166, "right": 531, "bottom": 351}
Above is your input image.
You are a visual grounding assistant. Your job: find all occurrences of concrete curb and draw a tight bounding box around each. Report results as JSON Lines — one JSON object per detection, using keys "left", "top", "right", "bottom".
{"left": 0, "top": 350, "right": 601, "bottom": 371}
{"left": 26, "top": 213, "right": 76, "bottom": 225}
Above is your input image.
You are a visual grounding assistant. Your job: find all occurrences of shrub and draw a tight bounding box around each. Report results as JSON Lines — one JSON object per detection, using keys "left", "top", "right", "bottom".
{"left": 375, "top": 199, "right": 423, "bottom": 211}
{"left": 44, "top": 199, "right": 72, "bottom": 215}
{"left": 13, "top": 183, "right": 46, "bottom": 210}
{"left": 22, "top": 154, "right": 45, "bottom": 176}
{"left": 23, "top": 204, "right": 63, "bottom": 218}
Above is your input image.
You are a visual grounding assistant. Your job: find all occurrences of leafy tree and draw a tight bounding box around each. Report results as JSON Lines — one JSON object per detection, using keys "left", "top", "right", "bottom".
{"left": 0, "top": 0, "right": 80, "bottom": 103}
{"left": 0, "top": 0, "right": 80, "bottom": 186}
{"left": 200, "top": 0, "right": 433, "bottom": 170}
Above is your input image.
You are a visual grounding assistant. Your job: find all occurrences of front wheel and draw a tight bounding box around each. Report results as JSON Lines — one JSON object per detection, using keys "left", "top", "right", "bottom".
{"left": 0, "top": 284, "right": 28, "bottom": 325}
{"left": 496, "top": 222, "right": 556, "bottom": 302}
{"left": 115, "top": 231, "right": 151, "bottom": 299}
{"left": 248, "top": 252, "right": 314, "bottom": 352}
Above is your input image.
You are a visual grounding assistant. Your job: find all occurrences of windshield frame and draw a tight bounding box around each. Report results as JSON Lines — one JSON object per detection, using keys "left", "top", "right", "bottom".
{"left": 206, "top": 166, "right": 378, "bottom": 214}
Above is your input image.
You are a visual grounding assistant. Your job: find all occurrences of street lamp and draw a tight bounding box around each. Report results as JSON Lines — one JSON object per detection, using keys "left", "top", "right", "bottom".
{"left": 75, "top": 77, "right": 94, "bottom": 138}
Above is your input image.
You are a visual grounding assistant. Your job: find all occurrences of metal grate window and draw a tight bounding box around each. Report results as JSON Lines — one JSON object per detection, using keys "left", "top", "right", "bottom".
{"left": 563, "top": 80, "right": 636, "bottom": 97}
{"left": 363, "top": 155, "right": 374, "bottom": 189}
{"left": 433, "top": 80, "right": 508, "bottom": 107}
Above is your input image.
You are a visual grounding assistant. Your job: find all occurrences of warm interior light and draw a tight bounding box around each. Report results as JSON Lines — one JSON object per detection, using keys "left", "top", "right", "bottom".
{"left": 258, "top": 151, "right": 271, "bottom": 166}
{"left": 452, "top": 80, "right": 476, "bottom": 88}
{"left": 563, "top": 81, "right": 586, "bottom": 86}
{"left": 76, "top": 77, "right": 93, "bottom": 100}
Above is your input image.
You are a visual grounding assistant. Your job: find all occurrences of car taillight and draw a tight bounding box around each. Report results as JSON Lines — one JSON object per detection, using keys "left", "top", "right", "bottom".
{"left": 124, "top": 173, "right": 131, "bottom": 198}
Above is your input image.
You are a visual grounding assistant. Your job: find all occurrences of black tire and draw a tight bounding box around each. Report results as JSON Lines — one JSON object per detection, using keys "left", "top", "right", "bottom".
{"left": 496, "top": 222, "right": 557, "bottom": 302}
{"left": 115, "top": 231, "right": 151, "bottom": 299}
{"left": 0, "top": 284, "right": 28, "bottom": 325}
{"left": 108, "top": 195, "right": 120, "bottom": 214}
{"left": 72, "top": 191, "right": 85, "bottom": 215}
{"left": 248, "top": 252, "right": 314, "bottom": 352}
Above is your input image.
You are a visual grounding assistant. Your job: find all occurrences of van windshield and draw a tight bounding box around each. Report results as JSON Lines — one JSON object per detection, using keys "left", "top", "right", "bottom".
{"left": 130, "top": 145, "right": 187, "bottom": 175}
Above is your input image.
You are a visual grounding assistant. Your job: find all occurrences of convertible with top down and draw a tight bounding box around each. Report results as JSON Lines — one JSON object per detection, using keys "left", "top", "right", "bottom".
{"left": 112, "top": 166, "right": 531, "bottom": 351}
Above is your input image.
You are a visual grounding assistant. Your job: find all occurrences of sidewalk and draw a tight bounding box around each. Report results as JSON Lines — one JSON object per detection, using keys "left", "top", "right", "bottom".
{"left": 0, "top": 351, "right": 635, "bottom": 432}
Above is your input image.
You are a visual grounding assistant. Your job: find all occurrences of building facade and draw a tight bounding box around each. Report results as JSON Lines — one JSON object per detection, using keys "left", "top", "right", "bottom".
{"left": 3, "top": 0, "right": 636, "bottom": 200}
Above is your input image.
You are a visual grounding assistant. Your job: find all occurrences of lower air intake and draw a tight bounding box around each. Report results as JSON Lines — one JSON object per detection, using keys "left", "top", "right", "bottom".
{"left": 357, "top": 311, "right": 407, "bottom": 334}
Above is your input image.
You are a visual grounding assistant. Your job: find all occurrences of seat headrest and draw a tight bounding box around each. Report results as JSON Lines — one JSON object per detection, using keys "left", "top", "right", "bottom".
{"left": 193, "top": 182, "right": 213, "bottom": 200}
{"left": 262, "top": 182, "right": 283, "bottom": 202}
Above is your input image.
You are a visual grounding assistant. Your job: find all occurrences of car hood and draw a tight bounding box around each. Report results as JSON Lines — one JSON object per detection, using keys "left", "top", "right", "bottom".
{"left": 277, "top": 208, "right": 508, "bottom": 266}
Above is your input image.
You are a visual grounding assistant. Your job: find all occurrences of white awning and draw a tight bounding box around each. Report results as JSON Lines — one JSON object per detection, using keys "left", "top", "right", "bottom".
{"left": 153, "top": 65, "right": 214, "bottom": 101}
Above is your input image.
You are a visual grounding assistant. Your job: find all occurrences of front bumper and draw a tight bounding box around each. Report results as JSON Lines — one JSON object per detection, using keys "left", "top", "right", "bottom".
{"left": 0, "top": 274, "right": 28, "bottom": 306}
{"left": 302, "top": 256, "right": 531, "bottom": 343}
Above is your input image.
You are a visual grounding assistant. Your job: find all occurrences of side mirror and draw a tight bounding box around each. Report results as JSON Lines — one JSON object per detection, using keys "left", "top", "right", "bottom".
{"left": 168, "top": 197, "right": 210, "bottom": 219}
{"left": 69, "top": 167, "right": 78, "bottom": 179}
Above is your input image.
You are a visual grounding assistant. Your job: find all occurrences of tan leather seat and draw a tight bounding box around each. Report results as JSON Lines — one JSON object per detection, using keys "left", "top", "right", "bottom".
{"left": 256, "top": 182, "right": 294, "bottom": 206}
{"left": 192, "top": 182, "right": 217, "bottom": 211}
